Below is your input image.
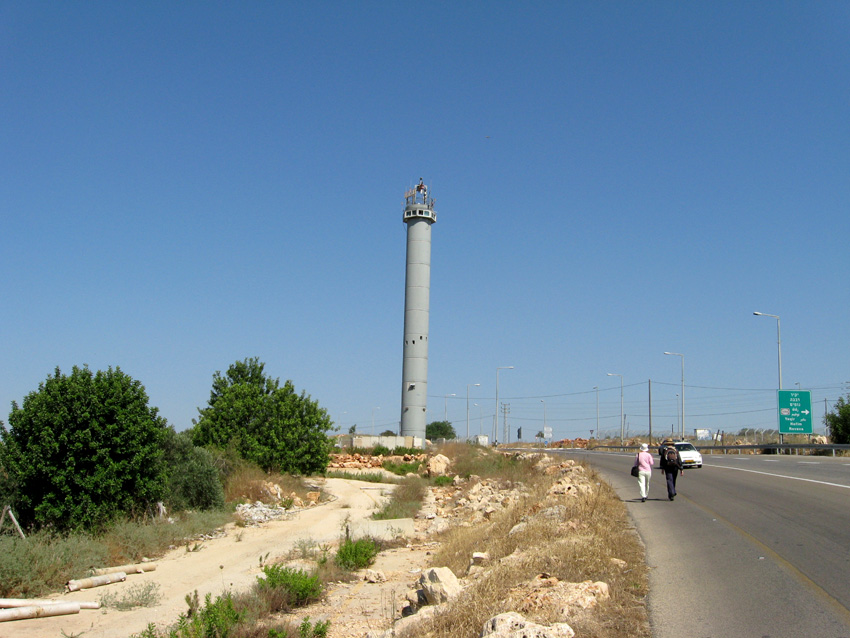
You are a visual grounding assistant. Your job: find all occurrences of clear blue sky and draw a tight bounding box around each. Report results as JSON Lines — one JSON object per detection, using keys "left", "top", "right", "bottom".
{"left": 2, "top": 2, "right": 848, "bottom": 441}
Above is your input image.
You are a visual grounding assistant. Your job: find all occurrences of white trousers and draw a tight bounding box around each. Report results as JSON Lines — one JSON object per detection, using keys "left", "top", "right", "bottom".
{"left": 637, "top": 470, "right": 651, "bottom": 498}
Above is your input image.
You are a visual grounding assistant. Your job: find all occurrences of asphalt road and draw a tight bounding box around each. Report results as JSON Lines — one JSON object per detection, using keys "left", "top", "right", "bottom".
{"left": 552, "top": 449, "right": 850, "bottom": 638}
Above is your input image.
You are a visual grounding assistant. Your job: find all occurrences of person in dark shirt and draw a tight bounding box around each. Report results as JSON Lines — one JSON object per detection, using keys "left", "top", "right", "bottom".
{"left": 659, "top": 438, "right": 683, "bottom": 501}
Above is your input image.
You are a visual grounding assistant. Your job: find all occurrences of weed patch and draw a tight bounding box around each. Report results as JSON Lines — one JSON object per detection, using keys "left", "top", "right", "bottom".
{"left": 100, "top": 581, "right": 162, "bottom": 610}
{"left": 334, "top": 537, "right": 379, "bottom": 570}
{"left": 296, "top": 616, "right": 330, "bottom": 638}
{"left": 257, "top": 564, "right": 323, "bottom": 608}
{"left": 381, "top": 460, "right": 422, "bottom": 475}
{"left": 372, "top": 476, "right": 426, "bottom": 520}
{"left": 324, "top": 470, "right": 399, "bottom": 484}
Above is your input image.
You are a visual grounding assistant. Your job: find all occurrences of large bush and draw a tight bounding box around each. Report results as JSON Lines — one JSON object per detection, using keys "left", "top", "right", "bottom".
{"left": 0, "top": 366, "right": 168, "bottom": 532}
{"left": 162, "top": 428, "right": 225, "bottom": 512}
{"left": 192, "top": 357, "right": 334, "bottom": 474}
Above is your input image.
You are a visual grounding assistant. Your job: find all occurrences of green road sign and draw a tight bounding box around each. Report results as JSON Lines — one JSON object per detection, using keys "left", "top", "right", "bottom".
{"left": 777, "top": 390, "right": 813, "bottom": 434}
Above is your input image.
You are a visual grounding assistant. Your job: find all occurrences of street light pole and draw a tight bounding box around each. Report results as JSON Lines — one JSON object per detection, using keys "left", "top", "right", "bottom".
{"left": 607, "top": 373, "right": 624, "bottom": 442}
{"left": 675, "top": 393, "right": 680, "bottom": 434}
{"left": 444, "top": 394, "right": 456, "bottom": 422}
{"left": 664, "top": 352, "right": 685, "bottom": 440}
{"left": 466, "top": 383, "right": 480, "bottom": 440}
{"left": 495, "top": 366, "right": 514, "bottom": 444}
{"left": 754, "top": 311, "right": 783, "bottom": 447}
{"left": 753, "top": 312, "right": 782, "bottom": 389}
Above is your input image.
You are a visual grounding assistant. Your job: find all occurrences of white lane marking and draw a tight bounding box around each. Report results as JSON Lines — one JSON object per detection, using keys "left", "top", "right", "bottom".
{"left": 798, "top": 461, "right": 820, "bottom": 465}
{"left": 763, "top": 459, "right": 779, "bottom": 462}
{"left": 706, "top": 463, "right": 850, "bottom": 489}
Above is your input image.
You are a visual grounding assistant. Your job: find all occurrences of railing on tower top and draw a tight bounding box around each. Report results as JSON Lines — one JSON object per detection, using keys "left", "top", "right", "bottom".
{"left": 405, "top": 181, "right": 435, "bottom": 208}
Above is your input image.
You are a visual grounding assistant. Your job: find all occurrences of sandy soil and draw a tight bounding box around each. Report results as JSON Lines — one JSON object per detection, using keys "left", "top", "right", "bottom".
{"left": 6, "top": 478, "right": 426, "bottom": 638}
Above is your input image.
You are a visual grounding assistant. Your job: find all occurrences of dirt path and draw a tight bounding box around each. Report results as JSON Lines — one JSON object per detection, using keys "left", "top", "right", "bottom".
{"left": 6, "top": 478, "right": 408, "bottom": 638}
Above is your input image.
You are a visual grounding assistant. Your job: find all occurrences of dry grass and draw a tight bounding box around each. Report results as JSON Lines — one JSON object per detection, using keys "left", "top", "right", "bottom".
{"left": 224, "top": 465, "right": 316, "bottom": 504}
{"left": 401, "top": 453, "right": 650, "bottom": 638}
{"left": 437, "top": 442, "right": 541, "bottom": 483}
{"left": 324, "top": 470, "right": 401, "bottom": 483}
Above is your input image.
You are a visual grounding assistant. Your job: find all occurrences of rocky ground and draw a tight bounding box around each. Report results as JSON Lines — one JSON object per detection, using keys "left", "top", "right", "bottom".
{"left": 287, "top": 453, "right": 616, "bottom": 638}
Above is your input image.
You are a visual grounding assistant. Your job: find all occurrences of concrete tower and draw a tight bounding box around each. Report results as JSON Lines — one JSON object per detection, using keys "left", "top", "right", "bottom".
{"left": 400, "top": 179, "right": 436, "bottom": 440}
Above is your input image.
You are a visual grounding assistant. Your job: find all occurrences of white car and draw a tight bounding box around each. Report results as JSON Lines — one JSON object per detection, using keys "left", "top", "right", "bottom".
{"left": 673, "top": 442, "right": 702, "bottom": 469}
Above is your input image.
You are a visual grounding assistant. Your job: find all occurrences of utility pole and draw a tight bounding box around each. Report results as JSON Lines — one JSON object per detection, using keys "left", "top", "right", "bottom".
{"left": 648, "top": 379, "right": 653, "bottom": 445}
{"left": 501, "top": 403, "right": 511, "bottom": 444}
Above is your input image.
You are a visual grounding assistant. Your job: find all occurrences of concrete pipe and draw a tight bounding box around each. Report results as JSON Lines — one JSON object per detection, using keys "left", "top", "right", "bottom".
{"left": 91, "top": 562, "right": 157, "bottom": 576}
{"left": 66, "top": 572, "right": 126, "bottom": 592}
{"left": 0, "top": 602, "right": 81, "bottom": 622}
{"left": 0, "top": 598, "right": 98, "bottom": 609}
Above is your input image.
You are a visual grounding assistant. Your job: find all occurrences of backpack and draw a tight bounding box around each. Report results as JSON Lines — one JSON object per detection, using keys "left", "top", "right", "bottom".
{"left": 665, "top": 447, "right": 678, "bottom": 464}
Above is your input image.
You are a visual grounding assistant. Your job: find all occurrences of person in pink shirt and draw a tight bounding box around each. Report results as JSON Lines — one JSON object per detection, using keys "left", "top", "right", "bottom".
{"left": 633, "top": 442, "right": 655, "bottom": 502}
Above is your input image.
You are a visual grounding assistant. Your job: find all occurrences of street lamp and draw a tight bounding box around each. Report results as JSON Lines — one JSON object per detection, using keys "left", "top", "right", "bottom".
{"left": 466, "top": 384, "right": 480, "bottom": 440}
{"left": 675, "top": 393, "right": 680, "bottom": 434}
{"left": 664, "top": 352, "right": 685, "bottom": 440}
{"left": 444, "top": 394, "right": 456, "bottom": 422}
{"left": 607, "top": 373, "right": 624, "bottom": 442}
{"left": 753, "top": 312, "right": 782, "bottom": 389}
{"left": 495, "top": 366, "right": 514, "bottom": 444}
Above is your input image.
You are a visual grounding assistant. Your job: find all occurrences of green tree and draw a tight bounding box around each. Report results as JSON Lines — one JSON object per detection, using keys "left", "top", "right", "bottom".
{"left": 825, "top": 395, "right": 850, "bottom": 444}
{"left": 162, "top": 428, "right": 224, "bottom": 512}
{"left": 425, "top": 420, "right": 456, "bottom": 440}
{"left": 0, "top": 429, "right": 17, "bottom": 511}
{"left": 192, "top": 358, "right": 334, "bottom": 474}
{"left": 0, "top": 366, "right": 168, "bottom": 531}
{"left": 380, "top": 430, "right": 396, "bottom": 437}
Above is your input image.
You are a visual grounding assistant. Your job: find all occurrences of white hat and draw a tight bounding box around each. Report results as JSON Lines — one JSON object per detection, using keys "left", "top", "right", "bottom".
{"left": 639, "top": 443, "right": 649, "bottom": 452}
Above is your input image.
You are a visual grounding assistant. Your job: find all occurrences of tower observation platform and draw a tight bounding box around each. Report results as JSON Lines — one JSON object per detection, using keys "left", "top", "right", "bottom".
{"left": 400, "top": 179, "right": 436, "bottom": 440}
